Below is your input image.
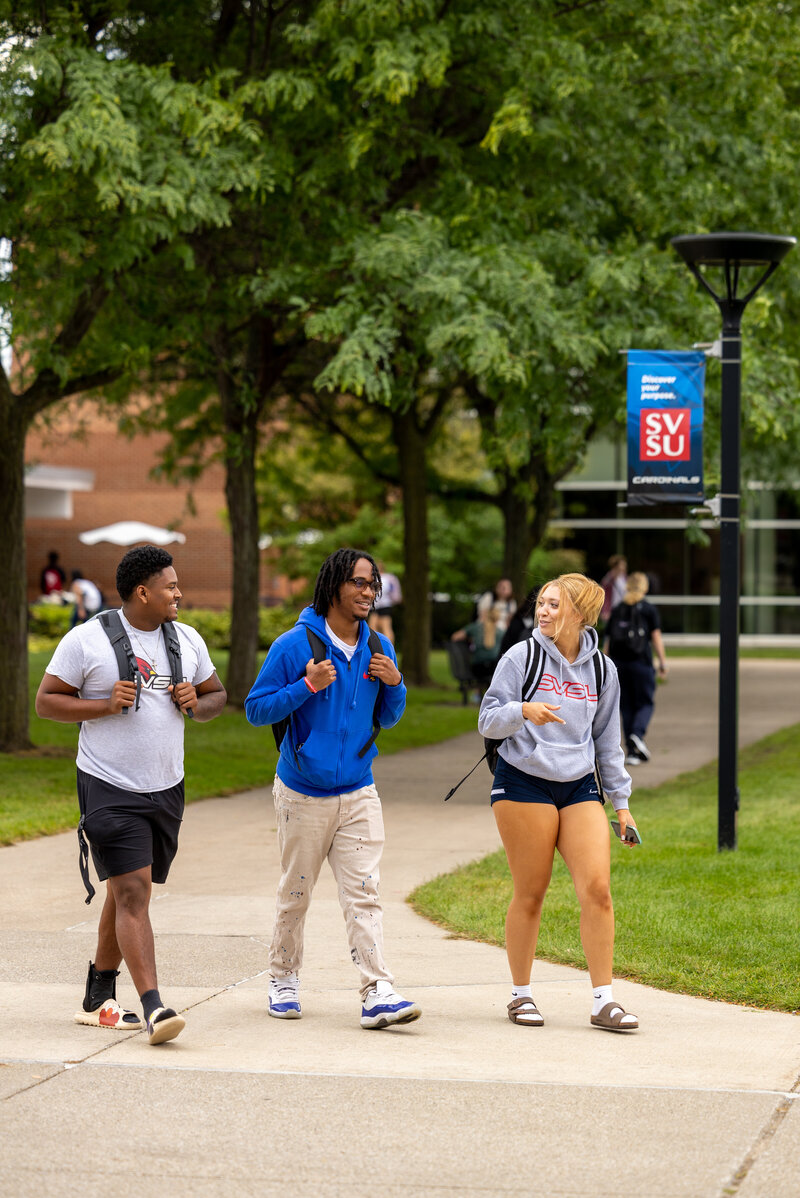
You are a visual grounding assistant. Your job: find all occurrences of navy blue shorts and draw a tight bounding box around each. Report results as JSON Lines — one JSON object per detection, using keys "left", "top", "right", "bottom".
{"left": 490, "top": 756, "right": 602, "bottom": 810}
{"left": 78, "top": 768, "right": 184, "bottom": 883}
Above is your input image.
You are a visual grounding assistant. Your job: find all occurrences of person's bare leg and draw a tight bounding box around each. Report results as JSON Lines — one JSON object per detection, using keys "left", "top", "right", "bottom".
{"left": 557, "top": 801, "right": 614, "bottom": 986}
{"left": 493, "top": 801, "right": 559, "bottom": 984}
{"left": 107, "top": 866, "right": 157, "bottom": 996}
{"left": 93, "top": 880, "right": 123, "bottom": 972}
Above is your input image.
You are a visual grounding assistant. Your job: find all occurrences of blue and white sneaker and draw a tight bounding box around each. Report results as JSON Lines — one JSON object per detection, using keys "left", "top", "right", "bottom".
{"left": 361, "top": 980, "right": 421, "bottom": 1029}
{"left": 268, "top": 976, "right": 301, "bottom": 1019}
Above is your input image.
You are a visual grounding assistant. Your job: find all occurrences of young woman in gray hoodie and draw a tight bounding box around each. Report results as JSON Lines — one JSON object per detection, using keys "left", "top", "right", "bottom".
{"left": 478, "top": 573, "right": 639, "bottom": 1032}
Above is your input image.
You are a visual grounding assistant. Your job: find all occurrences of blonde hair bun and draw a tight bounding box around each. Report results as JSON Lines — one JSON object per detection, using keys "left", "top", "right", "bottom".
{"left": 537, "top": 573, "right": 604, "bottom": 634}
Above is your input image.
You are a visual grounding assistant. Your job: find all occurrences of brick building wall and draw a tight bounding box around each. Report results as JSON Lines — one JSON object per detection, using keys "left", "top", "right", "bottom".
{"left": 25, "top": 403, "right": 286, "bottom": 610}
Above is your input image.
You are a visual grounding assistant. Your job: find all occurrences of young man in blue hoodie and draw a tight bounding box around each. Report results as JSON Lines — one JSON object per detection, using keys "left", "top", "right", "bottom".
{"left": 245, "top": 548, "right": 421, "bottom": 1029}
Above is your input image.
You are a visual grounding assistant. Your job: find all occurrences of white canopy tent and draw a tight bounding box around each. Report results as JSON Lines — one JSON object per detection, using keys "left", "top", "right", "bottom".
{"left": 78, "top": 521, "right": 187, "bottom": 547}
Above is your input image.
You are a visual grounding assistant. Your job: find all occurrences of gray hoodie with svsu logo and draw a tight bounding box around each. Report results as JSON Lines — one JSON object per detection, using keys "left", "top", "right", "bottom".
{"left": 478, "top": 626, "right": 632, "bottom": 811}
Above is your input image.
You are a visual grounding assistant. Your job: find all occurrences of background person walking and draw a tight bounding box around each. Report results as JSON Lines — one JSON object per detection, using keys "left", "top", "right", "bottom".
{"left": 368, "top": 560, "right": 402, "bottom": 645}
{"left": 478, "top": 573, "right": 639, "bottom": 1033}
{"left": 604, "top": 571, "right": 667, "bottom": 765}
{"left": 600, "top": 555, "right": 628, "bottom": 623}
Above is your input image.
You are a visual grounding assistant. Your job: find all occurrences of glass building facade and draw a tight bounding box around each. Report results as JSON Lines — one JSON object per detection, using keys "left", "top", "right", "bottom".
{"left": 552, "top": 438, "right": 800, "bottom": 639}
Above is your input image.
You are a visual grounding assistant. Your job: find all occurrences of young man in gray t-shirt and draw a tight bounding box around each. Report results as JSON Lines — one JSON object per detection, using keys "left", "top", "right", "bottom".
{"left": 36, "top": 545, "right": 226, "bottom": 1044}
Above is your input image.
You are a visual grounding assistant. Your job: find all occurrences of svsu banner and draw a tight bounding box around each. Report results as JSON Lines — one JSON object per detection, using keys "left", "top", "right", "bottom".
{"left": 626, "top": 349, "right": 705, "bottom": 506}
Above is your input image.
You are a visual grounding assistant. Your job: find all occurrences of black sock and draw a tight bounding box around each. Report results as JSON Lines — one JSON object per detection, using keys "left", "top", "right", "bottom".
{"left": 140, "top": 989, "right": 163, "bottom": 1022}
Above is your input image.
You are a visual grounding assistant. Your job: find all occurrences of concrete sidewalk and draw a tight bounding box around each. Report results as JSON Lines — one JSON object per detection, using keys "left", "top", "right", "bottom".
{"left": 1, "top": 658, "right": 798, "bottom": 1197}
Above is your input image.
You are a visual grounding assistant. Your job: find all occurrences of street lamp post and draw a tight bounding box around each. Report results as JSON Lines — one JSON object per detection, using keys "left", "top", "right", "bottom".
{"left": 670, "top": 232, "right": 795, "bottom": 851}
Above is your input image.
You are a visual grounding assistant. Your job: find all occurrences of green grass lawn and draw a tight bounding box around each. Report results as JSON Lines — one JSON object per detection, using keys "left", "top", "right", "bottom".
{"left": 1, "top": 647, "right": 477, "bottom": 844}
{"left": 410, "top": 723, "right": 800, "bottom": 1013}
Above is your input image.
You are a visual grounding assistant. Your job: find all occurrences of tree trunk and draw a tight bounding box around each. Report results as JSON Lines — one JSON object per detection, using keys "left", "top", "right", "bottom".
{"left": 392, "top": 407, "right": 431, "bottom": 685}
{"left": 220, "top": 381, "right": 261, "bottom": 708}
{"left": 529, "top": 465, "right": 557, "bottom": 556}
{"left": 500, "top": 472, "right": 535, "bottom": 598}
{"left": 0, "top": 402, "right": 32, "bottom": 750}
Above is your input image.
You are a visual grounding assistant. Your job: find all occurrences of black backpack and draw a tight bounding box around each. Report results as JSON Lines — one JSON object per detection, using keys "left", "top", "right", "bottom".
{"left": 271, "top": 625, "right": 386, "bottom": 761}
{"left": 92, "top": 609, "right": 192, "bottom": 718}
{"left": 608, "top": 602, "right": 649, "bottom": 658}
{"left": 444, "top": 638, "right": 607, "bottom": 801}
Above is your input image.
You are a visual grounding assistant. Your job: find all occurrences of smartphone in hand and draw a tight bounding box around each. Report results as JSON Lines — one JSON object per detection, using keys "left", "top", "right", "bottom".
{"left": 611, "top": 820, "right": 642, "bottom": 845}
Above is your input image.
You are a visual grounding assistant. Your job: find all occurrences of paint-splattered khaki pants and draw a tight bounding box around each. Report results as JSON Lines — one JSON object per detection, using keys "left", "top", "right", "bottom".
{"left": 270, "top": 775, "right": 393, "bottom": 999}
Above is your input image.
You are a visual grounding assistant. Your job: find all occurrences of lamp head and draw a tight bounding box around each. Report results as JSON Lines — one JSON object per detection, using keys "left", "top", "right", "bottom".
{"left": 670, "top": 231, "right": 795, "bottom": 323}
{"left": 671, "top": 232, "right": 795, "bottom": 267}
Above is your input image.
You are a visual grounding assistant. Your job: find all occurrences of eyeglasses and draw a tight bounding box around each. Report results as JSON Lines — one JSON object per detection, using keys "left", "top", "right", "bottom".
{"left": 346, "top": 576, "right": 377, "bottom": 592}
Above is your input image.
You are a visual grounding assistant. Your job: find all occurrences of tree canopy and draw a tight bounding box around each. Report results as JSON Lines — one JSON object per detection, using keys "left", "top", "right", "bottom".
{"left": 3, "top": 0, "right": 800, "bottom": 745}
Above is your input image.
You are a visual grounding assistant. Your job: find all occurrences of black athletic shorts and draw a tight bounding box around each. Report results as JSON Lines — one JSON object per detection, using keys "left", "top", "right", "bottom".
{"left": 490, "top": 756, "right": 602, "bottom": 810}
{"left": 77, "top": 768, "right": 184, "bottom": 883}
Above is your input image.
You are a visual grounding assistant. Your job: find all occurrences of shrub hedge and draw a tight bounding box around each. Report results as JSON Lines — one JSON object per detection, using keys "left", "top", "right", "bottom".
{"left": 28, "top": 602, "right": 300, "bottom": 651}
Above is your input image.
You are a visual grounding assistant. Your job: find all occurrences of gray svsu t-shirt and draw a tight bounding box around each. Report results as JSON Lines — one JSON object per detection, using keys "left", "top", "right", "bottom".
{"left": 46, "top": 612, "right": 215, "bottom": 792}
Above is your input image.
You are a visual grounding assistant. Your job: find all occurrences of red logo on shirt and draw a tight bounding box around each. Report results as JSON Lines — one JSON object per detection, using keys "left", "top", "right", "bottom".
{"left": 134, "top": 658, "right": 172, "bottom": 690}
{"left": 538, "top": 674, "right": 598, "bottom": 702}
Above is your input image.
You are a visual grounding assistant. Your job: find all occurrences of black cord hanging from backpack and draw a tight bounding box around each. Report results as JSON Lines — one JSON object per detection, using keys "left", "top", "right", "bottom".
{"left": 443, "top": 751, "right": 489, "bottom": 802}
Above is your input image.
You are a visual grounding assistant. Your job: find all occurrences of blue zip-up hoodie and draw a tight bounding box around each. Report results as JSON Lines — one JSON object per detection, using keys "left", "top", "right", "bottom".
{"left": 245, "top": 606, "right": 407, "bottom": 797}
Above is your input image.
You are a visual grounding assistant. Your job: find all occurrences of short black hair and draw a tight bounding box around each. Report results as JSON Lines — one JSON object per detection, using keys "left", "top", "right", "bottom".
{"left": 312, "top": 548, "right": 381, "bottom": 616}
{"left": 116, "top": 546, "right": 174, "bottom": 601}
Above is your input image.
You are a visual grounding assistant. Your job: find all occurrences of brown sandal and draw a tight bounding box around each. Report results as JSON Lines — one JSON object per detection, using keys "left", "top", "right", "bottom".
{"left": 590, "top": 1002, "right": 638, "bottom": 1032}
{"left": 507, "top": 996, "right": 544, "bottom": 1026}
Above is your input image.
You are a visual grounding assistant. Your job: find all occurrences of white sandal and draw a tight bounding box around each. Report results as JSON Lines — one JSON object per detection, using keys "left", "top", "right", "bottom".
{"left": 74, "top": 999, "right": 143, "bottom": 1031}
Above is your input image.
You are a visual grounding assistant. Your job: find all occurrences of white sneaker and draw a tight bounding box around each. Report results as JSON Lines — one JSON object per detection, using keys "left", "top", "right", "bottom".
{"left": 630, "top": 734, "right": 650, "bottom": 761}
{"left": 361, "top": 980, "right": 421, "bottom": 1029}
{"left": 625, "top": 753, "right": 642, "bottom": 766}
{"left": 269, "top": 975, "right": 301, "bottom": 1019}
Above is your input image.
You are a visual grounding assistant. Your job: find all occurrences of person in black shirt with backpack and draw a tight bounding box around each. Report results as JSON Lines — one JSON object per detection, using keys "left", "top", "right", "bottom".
{"left": 604, "top": 572, "right": 667, "bottom": 766}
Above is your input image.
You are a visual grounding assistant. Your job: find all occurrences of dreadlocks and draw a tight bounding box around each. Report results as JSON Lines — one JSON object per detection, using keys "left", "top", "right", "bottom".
{"left": 312, "top": 548, "right": 382, "bottom": 616}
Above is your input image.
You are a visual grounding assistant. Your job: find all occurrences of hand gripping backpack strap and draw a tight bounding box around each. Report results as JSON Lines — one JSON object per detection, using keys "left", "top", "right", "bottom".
{"left": 357, "top": 628, "right": 386, "bottom": 759}
{"left": 94, "top": 610, "right": 141, "bottom": 713}
{"left": 161, "top": 620, "right": 193, "bottom": 718}
{"left": 271, "top": 626, "right": 328, "bottom": 754}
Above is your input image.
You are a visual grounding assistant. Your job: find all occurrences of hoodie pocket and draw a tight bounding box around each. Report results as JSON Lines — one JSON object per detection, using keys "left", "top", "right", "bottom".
{"left": 295, "top": 730, "right": 343, "bottom": 791}
{"left": 521, "top": 736, "right": 595, "bottom": 779}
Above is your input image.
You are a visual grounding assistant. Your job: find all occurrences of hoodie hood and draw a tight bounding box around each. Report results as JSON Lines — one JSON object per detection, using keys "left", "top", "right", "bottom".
{"left": 533, "top": 624, "right": 600, "bottom": 671}
{"left": 297, "top": 604, "right": 372, "bottom": 651}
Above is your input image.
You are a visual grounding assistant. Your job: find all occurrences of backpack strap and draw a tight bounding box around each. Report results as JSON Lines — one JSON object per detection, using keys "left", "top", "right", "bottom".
{"left": 591, "top": 648, "right": 607, "bottom": 801}
{"left": 521, "top": 637, "right": 545, "bottom": 701}
{"left": 272, "top": 627, "right": 329, "bottom": 757}
{"left": 357, "top": 628, "right": 387, "bottom": 759}
{"left": 94, "top": 610, "right": 141, "bottom": 713}
{"left": 161, "top": 620, "right": 193, "bottom": 719}
{"left": 591, "top": 647, "right": 606, "bottom": 701}
{"left": 76, "top": 788, "right": 97, "bottom": 905}
{"left": 306, "top": 628, "right": 327, "bottom": 664}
